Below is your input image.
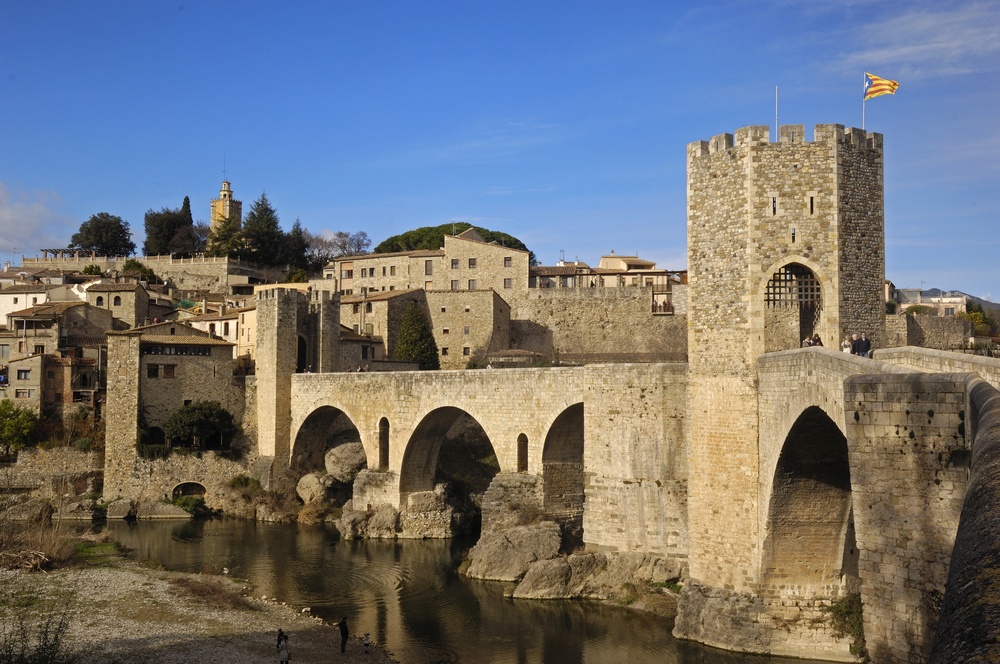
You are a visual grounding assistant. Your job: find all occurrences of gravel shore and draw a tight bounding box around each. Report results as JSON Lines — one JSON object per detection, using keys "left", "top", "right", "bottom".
{"left": 1, "top": 561, "right": 398, "bottom": 664}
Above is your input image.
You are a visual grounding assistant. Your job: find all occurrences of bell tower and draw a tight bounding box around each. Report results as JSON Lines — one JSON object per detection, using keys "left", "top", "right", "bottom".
{"left": 210, "top": 180, "right": 242, "bottom": 234}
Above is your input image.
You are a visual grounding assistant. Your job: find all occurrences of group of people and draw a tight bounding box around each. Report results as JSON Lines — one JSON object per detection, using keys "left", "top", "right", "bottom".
{"left": 841, "top": 332, "right": 873, "bottom": 358}
{"left": 801, "top": 332, "right": 874, "bottom": 358}
{"left": 277, "top": 618, "right": 371, "bottom": 661}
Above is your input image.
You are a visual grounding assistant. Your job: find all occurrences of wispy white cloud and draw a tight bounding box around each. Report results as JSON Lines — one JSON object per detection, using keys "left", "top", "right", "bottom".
{"left": 370, "top": 119, "right": 567, "bottom": 169}
{"left": 840, "top": 2, "right": 1000, "bottom": 78}
{"left": 0, "top": 183, "right": 77, "bottom": 261}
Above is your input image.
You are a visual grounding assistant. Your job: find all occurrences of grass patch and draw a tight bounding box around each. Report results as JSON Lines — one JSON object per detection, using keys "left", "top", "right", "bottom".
{"left": 0, "top": 590, "right": 82, "bottom": 664}
{"left": 168, "top": 576, "right": 257, "bottom": 611}
{"left": 826, "top": 592, "right": 867, "bottom": 660}
{"left": 651, "top": 578, "right": 683, "bottom": 593}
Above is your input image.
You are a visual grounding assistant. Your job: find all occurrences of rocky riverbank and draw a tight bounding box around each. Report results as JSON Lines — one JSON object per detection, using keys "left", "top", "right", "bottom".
{"left": 0, "top": 558, "right": 397, "bottom": 663}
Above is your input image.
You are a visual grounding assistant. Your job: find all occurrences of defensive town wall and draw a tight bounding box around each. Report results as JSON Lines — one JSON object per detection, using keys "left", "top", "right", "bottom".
{"left": 505, "top": 288, "right": 687, "bottom": 362}
{"left": 21, "top": 254, "right": 273, "bottom": 293}
{"left": 884, "top": 314, "right": 970, "bottom": 351}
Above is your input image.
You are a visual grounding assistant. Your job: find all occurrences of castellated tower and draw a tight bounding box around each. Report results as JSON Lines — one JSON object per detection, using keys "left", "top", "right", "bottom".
{"left": 210, "top": 180, "right": 242, "bottom": 234}
{"left": 256, "top": 287, "right": 340, "bottom": 472}
{"left": 679, "top": 125, "right": 884, "bottom": 642}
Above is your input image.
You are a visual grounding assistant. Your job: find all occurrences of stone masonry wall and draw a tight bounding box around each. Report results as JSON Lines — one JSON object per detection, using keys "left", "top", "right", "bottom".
{"left": 878, "top": 347, "right": 1000, "bottom": 389}
{"left": 883, "top": 315, "right": 970, "bottom": 351}
{"left": 426, "top": 290, "right": 510, "bottom": 369}
{"left": 845, "top": 373, "right": 969, "bottom": 664}
{"left": 505, "top": 288, "right": 687, "bottom": 362}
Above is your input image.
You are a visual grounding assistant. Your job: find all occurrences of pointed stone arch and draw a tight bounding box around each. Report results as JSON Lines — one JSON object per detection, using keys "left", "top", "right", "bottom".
{"left": 761, "top": 405, "right": 858, "bottom": 598}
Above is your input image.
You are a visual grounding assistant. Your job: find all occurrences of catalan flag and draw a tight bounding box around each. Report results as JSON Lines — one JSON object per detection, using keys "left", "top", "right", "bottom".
{"left": 864, "top": 72, "right": 899, "bottom": 101}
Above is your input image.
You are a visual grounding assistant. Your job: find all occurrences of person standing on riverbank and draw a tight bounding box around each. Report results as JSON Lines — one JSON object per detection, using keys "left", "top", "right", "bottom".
{"left": 277, "top": 629, "right": 289, "bottom": 664}
{"left": 339, "top": 617, "right": 350, "bottom": 653}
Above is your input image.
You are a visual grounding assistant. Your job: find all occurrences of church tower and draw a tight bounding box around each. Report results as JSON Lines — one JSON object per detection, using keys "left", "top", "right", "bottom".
{"left": 210, "top": 180, "right": 242, "bottom": 234}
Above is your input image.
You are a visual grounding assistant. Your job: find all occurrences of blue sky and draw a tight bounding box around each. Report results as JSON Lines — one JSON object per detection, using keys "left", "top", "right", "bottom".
{"left": 2, "top": 1, "right": 998, "bottom": 299}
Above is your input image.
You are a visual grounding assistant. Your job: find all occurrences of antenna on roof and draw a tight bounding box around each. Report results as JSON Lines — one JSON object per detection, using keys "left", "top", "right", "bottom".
{"left": 223, "top": 150, "right": 227, "bottom": 182}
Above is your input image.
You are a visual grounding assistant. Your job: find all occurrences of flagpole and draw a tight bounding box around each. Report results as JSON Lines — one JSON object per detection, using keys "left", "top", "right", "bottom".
{"left": 862, "top": 72, "right": 866, "bottom": 130}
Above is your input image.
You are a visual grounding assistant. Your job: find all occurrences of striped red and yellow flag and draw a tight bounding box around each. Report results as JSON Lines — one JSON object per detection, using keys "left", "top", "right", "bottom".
{"left": 864, "top": 72, "right": 899, "bottom": 100}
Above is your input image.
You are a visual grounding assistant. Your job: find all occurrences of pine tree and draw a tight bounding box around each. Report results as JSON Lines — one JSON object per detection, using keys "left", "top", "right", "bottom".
{"left": 395, "top": 302, "right": 440, "bottom": 370}
{"left": 207, "top": 214, "right": 243, "bottom": 258}
{"left": 241, "top": 192, "right": 284, "bottom": 265}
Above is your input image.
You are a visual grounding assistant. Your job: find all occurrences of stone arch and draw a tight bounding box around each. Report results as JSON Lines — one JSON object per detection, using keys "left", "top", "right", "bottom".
{"left": 291, "top": 405, "right": 366, "bottom": 473}
{"left": 172, "top": 481, "right": 206, "bottom": 500}
{"left": 517, "top": 433, "right": 528, "bottom": 472}
{"left": 378, "top": 417, "right": 390, "bottom": 470}
{"left": 113, "top": 295, "right": 122, "bottom": 306}
{"left": 759, "top": 256, "right": 835, "bottom": 352}
{"left": 542, "top": 403, "right": 585, "bottom": 548}
{"left": 761, "top": 405, "right": 858, "bottom": 597}
{"left": 96, "top": 296, "right": 104, "bottom": 307}
{"left": 399, "top": 406, "right": 498, "bottom": 499}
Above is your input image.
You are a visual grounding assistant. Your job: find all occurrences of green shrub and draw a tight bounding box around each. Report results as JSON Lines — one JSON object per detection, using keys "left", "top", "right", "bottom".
{"left": 137, "top": 443, "right": 171, "bottom": 460}
{"left": 826, "top": 592, "right": 866, "bottom": 659}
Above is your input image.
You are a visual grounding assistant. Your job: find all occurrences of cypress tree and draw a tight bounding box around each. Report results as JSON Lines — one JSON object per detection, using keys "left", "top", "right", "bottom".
{"left": 395, "top": 302, "right": 440, "bottom": 370}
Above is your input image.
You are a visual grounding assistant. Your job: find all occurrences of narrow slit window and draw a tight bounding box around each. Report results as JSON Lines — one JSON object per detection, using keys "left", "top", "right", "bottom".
{"left": 772, "top": 197, "right": 777, "bottom": 216}
{"left": 809, "top": 196, "right": 814, "bottom": 215}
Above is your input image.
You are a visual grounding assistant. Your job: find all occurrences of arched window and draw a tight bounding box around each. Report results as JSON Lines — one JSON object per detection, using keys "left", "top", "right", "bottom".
{"left": 96, "top": 296, "right": 104, "bottom": 307}
{"left": 113, "top": 296, "right": 122, "bottom": 306}
{"left": 378, "top": 418, "right": 390, "bottom": 470}
{"left": 517, "top": 433, "right": 529, "bottom": 472}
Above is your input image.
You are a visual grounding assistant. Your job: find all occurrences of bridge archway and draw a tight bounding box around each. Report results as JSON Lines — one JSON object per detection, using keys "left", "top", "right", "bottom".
{"left": 762, "top": 261, "right": 825, "bottom": 352}
{"left": 291, "top": 406, "right": 366, "bottom": 473}
{"left": 172, "top": 481, "right": 206, "bottom": 500}
{"left": 400, "top": 407, "right": 498, "bottom": 501}
{"left": 542, "top": 403, "right": 585, "bottom": 549}
{"left": 762, "top": 406, "right": 858, "bottom": 597}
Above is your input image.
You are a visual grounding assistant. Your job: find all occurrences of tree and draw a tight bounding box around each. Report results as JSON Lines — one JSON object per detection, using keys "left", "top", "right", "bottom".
{"left": 395, "top": 302, "right": 439, "bottom": 370}
{"left": 143, "top": 206, "right": 186, "bottom": 256}
{"left": 82, "top": 264, "right": 104, "bottom": 276}
{"left": 0, "top": 400, "right": 39, "bottom": 458}
{"left": 162, "top": 401, "right": 237, "bottom": 449}
{"left": 375, "top": 222, "right": 536, "bottom": 265}
{"left": 303, "top": 230, "right": 370, "bottom": 272}
{"left": 207, "top": 214, "right": 243, "bottom": 258}
{"left": 281, "top": 219, "right": 310, "bottom": 271}
{"left": 122, "top": 258, "right": 159, "bottom": 284}
{"left": 70, "top": 212, "right": 136, "bottom": 257}
{"left": 241, "top": 193, "right": 284, "bottom": 265}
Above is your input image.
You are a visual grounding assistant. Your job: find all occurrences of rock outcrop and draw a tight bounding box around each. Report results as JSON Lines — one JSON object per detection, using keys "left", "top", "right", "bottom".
{"left": 465, "top": 521, "right": 562, "bottom": 582}
{"left": 513, "top": 551, "right": 684, "bottom": 600}
{"left": 325, "top": 443, "right": 367, "bottom": 484}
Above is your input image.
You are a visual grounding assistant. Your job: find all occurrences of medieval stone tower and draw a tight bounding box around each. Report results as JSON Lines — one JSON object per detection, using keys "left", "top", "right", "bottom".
{"left": 256, "top": 287, "right": 340, "bottom": 469}
{"left": 680, "top": 124, "right": 885, "bottom": 646}
{"left": 210, "top": 180, "right": 242, "bottom": 234}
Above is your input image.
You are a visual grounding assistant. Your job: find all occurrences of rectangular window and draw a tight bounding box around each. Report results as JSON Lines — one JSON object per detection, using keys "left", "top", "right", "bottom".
{"left": 341, "top": 270, "right": 353, "bottom": 279}
{"left": 809, "top": 196, "right": 815, "bottom": 215}
{"left": 464, "top": 326, "right": 470, "bottom": 335}
{"left": 360, "top": 268, "right": 367, "bottom": 278}
{"left": 441, "top": 347, "right": 449, "bottom": 356}
{"left": 442, "top": 328, "right": 450, "bottom": 335}
{"left": 465, "top": 306, "right": 470, "bottom": 312}
{"left": 451, "top": 280, "right": 459, "bottom": 291}
{"left": 463, "top": 347, "right": 471, "bottom": 356}
{"left": 146, "top": 365, "right": 159, "bottom": 379}
{"left": 365, "top": 302, "right": 373, "bottom": 313}
{"left": 353, "top": 304, "right": 360, "bottom": 314}
{"left": 15, "top": 389, "right": 28, "bottom": 398}
{"left": 468, "top": 258, "right": 477, "bottom": 269}
{"left": 441, "top": 307, "right": 447, "bottom": 313}
{"left": 16, "top": 369, "right": 30, "bottom": 380}
{"left": 163, "top": 365, "right": 175, "bottom": 379}
{"left": 425, "top": 260, "right": 433, "bottom": 276}
{"left": 224, "top": 322, "right": 230, "bottom": 336}
{"left": 504, "top": 278, "right": 513, "bottom": 289}
{"left": 451, "top": 259, "right": 459, "bottom": 269}
{"left": 468, "top": 279, "right": 477, "bottom": 290}
{"left": 382, "top": 266, "right": 387, "bottom": 276}
{"left": 34, "top": 345, "right": 44, "bottom": 355}
{"left": 390, "top": 266, "right": 396, "bottom": 276}
{"left": 0, "top": 344, "right": 7, "bottom": 359}
{"left": 504, "top": 257, "right": 512, "bottom": 268}
{"left": 362, "top": 346, "right": 368, "bottom": 360}
{"left": 353, "top": 324, "right": 359, "bottom": 333}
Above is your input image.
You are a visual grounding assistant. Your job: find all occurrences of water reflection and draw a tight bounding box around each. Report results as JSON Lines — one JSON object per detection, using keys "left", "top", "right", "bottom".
{"left": 105, "top": 519, "right": 824, "bottom": 664}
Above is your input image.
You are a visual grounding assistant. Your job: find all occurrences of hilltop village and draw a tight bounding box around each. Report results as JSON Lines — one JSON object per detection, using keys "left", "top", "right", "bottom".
{"left": 3, "top": 125, "right": 1000, "bottom": 663}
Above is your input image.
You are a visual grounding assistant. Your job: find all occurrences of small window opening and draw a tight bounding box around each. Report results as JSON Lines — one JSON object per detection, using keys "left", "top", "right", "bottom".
{"left": 772, "top": 197, "right": 777, "bottom": 216}
{"left": 791, "top": 228, "right": 796, "bottom": 243}
{"left": 809, "top": 196, "right": 815, "bottom": 215}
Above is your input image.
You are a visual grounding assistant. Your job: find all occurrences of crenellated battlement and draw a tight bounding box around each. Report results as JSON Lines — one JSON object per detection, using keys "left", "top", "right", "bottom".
{"left": 688, "top": 124, "right": 883, "bottom": 158}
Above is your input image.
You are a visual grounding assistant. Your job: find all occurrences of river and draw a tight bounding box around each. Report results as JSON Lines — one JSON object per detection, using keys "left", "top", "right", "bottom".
{"left": 105, "top": 519, "right": 827, "bottom": 664}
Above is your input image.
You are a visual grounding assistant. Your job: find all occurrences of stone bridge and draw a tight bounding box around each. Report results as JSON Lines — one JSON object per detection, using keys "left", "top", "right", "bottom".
{"left": 285, "top": 363, "right": 689, "bottom": 555}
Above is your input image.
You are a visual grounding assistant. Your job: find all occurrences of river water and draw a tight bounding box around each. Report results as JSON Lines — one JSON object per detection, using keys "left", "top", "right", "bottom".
{"left": 105, "top": 519, "right": 826, "bottom": 664}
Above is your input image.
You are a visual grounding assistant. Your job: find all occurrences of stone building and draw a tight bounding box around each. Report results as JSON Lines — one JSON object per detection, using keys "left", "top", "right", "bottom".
{"left": 425, "top": 290, "right": 511, "bottom": 369}
{"left": 84, "top": 282, "right": 153, "bottom": 328}
{"left": 210, "top": 180, "right": 242, "bottom": 235}
{"left": 326, "top": 228, "right": 531, "bottom": 295}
